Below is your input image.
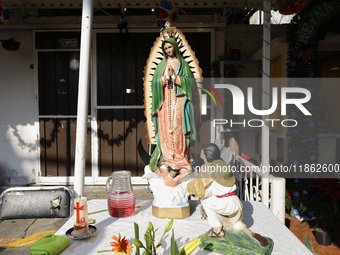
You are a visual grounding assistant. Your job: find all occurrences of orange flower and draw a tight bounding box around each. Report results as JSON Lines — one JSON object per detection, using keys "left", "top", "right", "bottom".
{"left": 110, "top": 233, "right": 132, "bottom": 254}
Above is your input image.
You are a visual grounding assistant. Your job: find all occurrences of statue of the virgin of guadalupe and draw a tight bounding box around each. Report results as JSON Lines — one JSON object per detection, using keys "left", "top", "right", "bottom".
{"left": 149, "top": 24, "right": 198, "bottom": 187}
{"left": 141, "top": 22, "right": 202, "bottom": 218}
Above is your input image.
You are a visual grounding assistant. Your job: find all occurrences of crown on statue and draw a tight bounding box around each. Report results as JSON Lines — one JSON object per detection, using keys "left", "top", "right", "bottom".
{"left": 160, "top": 21, "right": 177, "bottom": 39}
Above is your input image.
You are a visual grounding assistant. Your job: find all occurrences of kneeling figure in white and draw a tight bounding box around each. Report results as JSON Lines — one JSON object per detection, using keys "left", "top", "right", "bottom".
{"left": 187, "top": 143, "right": 267, "bottom": 247}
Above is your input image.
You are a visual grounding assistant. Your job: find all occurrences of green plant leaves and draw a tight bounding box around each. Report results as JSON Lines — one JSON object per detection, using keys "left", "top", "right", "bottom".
{"left": 164, "top": 219, "right": 173, "bottom": 233}
{"left": 134, "top": 219, "right": 175, "bottom": 255}
{"left": 134, "top": 222, "right": 140, "bottom": 255}
{"left": 133, "top": 239, "right": 145, "bottom": 249}
{"left": 148, "top": 222, "right": 154, "bottom": 231}
{"left": 171, "top": 229, "right": 180, "bottom": 255}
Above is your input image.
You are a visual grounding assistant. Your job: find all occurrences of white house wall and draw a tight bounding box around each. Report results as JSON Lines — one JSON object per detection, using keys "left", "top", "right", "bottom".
{"left": 0, "top": 22, "right": 287, "bottom": 186}
{"left": 0, "top": 30, "right": 37, "bottom": 186}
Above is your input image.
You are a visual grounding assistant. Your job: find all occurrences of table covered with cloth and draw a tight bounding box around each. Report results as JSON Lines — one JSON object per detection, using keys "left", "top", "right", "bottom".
{"left": 55, "top": 199, "right": 312, "bottom": 255}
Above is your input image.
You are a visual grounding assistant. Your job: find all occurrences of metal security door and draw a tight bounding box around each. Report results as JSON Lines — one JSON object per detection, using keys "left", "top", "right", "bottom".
{"left": 38, "top": 51, "right": 91, "bottom": 178}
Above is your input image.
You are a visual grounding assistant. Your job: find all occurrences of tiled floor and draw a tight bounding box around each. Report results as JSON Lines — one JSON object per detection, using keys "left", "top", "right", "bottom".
{"left": 285, "top": 215, "right": 340, "bottom": 254}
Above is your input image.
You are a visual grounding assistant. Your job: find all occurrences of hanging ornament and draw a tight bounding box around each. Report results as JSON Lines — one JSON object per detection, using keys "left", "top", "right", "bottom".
{"left": 310, "top": 154, "right": 316, "bottom": 161}
{"left": 156, "top": 0, "right": 179, "bottom": 28}
{"left": 308, "top": 121, "right": 314, "bottom": 127}
{"left": 0, "top": 2, "right": 11, "bottom": 25}
{"left": 309, "top": 136, "right": 315, "bottom": 143}
{"left": 307, "top": 104, "right": 314, "bottom": 111}
{"left": 293, "top": 128, "right": 300, "bottom": 134}
{"left": 277, "top": 0, "right": 311, "bottom": 15}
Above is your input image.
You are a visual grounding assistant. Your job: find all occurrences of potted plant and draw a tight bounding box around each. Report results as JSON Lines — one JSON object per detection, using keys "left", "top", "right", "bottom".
{"left": 286, "top": 178, "right": 340, "bottom": 246}
{"left": 303, "top": 178, "right": 340, "bottom": 245}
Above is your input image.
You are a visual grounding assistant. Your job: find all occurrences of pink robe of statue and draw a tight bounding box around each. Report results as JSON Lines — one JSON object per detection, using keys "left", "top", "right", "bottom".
{"left": 157, "top": 60, "right": 191, "bottom": 171}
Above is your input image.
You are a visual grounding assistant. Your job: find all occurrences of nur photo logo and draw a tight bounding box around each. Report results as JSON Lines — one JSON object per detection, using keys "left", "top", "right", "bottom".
{"left": 198, "top": 82, "right": 222, "bottom": 115}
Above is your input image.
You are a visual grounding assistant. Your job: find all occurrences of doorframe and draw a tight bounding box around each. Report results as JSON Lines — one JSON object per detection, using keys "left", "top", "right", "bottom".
{"left": 34, "top": 27, "right": 216, "bottom": 185}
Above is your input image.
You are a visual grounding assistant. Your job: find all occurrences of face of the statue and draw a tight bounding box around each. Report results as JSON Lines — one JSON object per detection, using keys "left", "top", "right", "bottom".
{"left": 164, "top": 42, "right": 175, "bottom": 59}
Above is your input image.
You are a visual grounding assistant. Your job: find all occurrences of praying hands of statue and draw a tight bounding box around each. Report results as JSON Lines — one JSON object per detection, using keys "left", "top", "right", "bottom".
{"left": 161, "top": 66, "right": 176, "bottom": 88}
{"left": 157, "top": 168, "right": 188, "bottom": 187}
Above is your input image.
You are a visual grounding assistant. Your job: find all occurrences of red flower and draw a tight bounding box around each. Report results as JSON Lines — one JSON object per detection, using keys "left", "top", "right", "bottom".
{"left": 110, "top": 233, "right": 132, "bottom": 254}
{"left": 285, "top": 193, "right": 291, "bottom": 199}
{"left": 289, "top": 188, "right": 294, "bottom": 193}
{"left": 324, "top": 186, "right": 332, "bottom": 192}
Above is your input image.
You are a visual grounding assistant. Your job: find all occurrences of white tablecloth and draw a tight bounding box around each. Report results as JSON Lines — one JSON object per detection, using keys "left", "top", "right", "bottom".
{"left": 56, "top": 199, "right": 312, "bottom": 255}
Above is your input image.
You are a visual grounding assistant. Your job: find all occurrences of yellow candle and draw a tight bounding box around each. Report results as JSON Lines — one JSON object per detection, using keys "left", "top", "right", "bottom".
{"left": 72, "top": 196, "right": 89, "bottom": 237}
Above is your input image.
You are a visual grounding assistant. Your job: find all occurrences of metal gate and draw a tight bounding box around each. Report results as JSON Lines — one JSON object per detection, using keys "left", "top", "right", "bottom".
{"left": 38, "top": 50, "right": 92, "bottom": 178}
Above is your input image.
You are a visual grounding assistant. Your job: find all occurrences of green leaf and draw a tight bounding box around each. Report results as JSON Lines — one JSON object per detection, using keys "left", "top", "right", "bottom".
{"left": 170, "top": 229, "right": 180, "bottom": 255}
{"left": 97, "top": 250, "right": 113, "bottom": 253}
{"left": 89, "top": 209, "right": 108, "bottom": 215}
{"left": 148, "top": 222, "right": 154, "bottom": 231}
{"left": 134, "top": 222, "right": 140, "bottom": 255}
{"left": 156, "top": 243, "right": 162, "bottom": 249}
{"left": 164, "top": 219, "right": 173, "bottom": 233}
{"left": 144, "top": 232, "right": 152, "bottom": 254}
{"left": 134, "top": 239, "right": 145, "bottom": 249}
{"left": 285, "top": 197, "right": 291, "bottom": 210}
{"left": 157, "top": 219, "right": 174, "bottom": 248}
